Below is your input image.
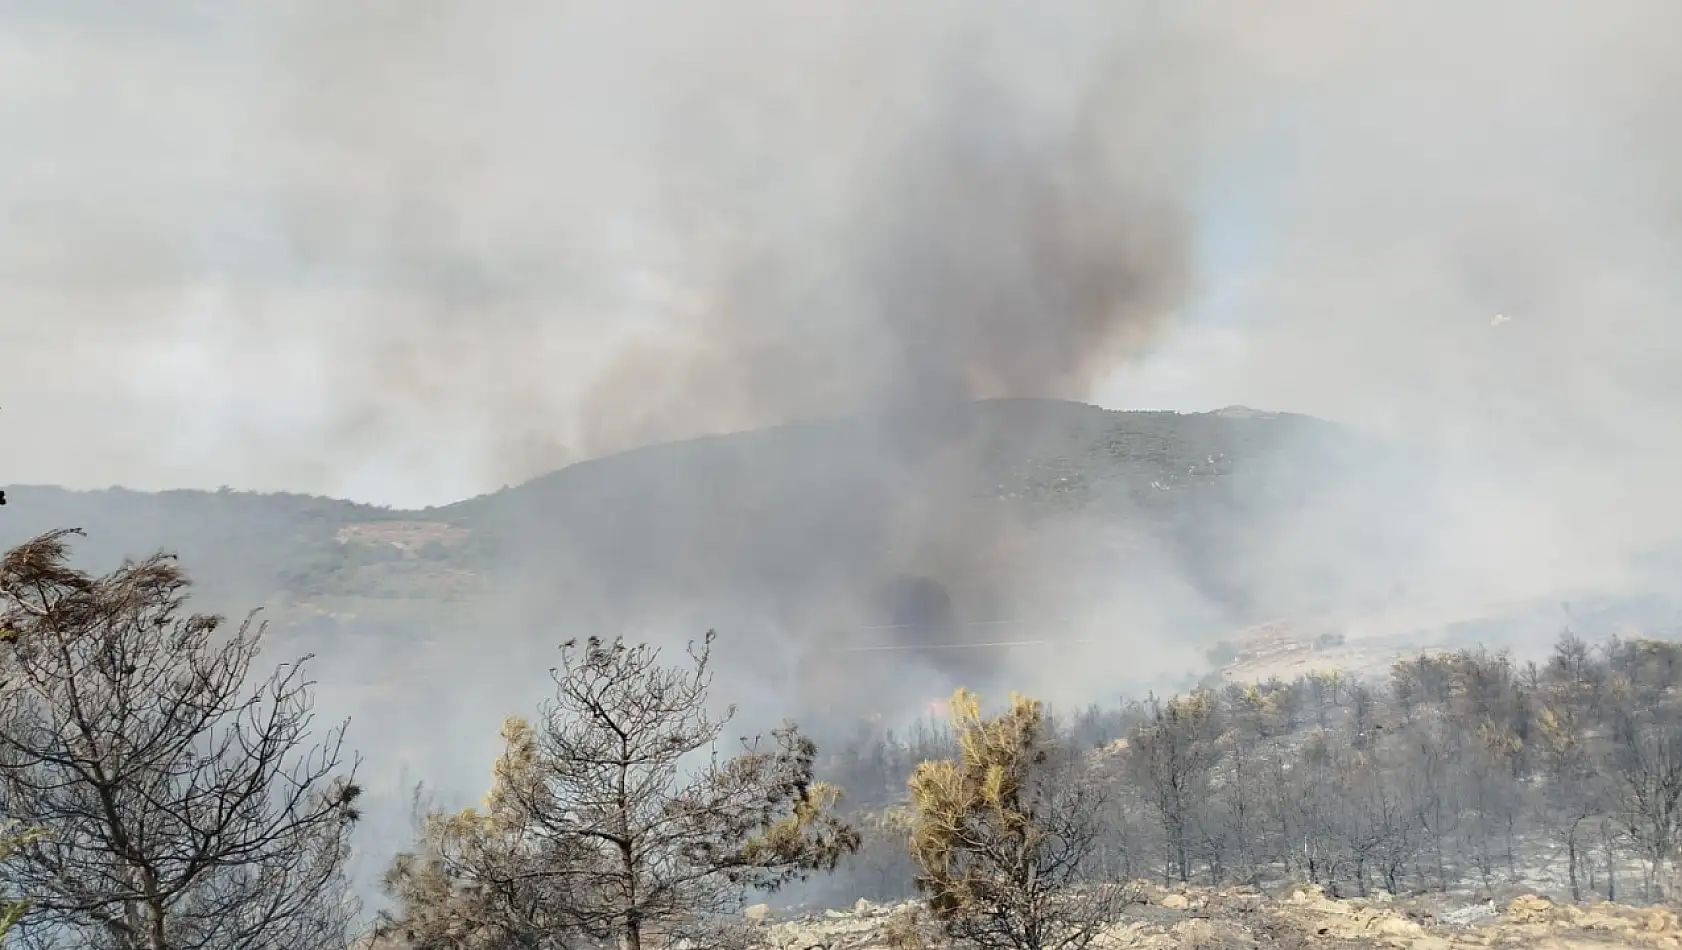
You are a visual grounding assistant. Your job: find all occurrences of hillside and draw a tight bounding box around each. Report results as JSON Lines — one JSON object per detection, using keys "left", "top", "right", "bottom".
{"left": 13, "top": 397, "right": 1680, "bottom": 722}
{"left": 1, "top": 399, "right": 1360, "bottom": 617}
{"left": 2, "top": 399, "right": 1397, "bottom": 729}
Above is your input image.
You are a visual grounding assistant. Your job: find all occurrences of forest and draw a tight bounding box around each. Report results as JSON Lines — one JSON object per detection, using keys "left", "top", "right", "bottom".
{"left": 0, "top": 528, "right": 1678, "bottom": 950}
{"left": 818, "top": 631, "right": 1682, "bottom": 910}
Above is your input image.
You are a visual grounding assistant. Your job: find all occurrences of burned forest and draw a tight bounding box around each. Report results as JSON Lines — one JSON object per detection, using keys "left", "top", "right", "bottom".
{"left": 0, "top": 519, "right": 1680, "bottom": 949}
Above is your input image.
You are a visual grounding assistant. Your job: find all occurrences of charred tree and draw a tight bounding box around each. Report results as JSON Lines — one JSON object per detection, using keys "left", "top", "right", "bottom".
{"left": 380, "top": 632, "right": 857, "bottom": 950}
{"left": 0, "top": 530, "right": 361, "bottom": 950}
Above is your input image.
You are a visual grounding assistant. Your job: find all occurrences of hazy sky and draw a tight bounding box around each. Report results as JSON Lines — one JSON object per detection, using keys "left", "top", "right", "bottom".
{"left": 3, "top": 1, "right": 1680, "bottom": 522}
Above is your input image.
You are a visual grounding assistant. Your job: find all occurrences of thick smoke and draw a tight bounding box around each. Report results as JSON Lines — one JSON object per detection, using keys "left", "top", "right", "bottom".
{"left": 3, "top": 0, "right": 1681, "bottom": 693}
{"left": 0, "top": 1, "right": 1229, "bottom": 718}
{"left": 577, "top": 70, "right": 1191, "bottom": 455}
{"left": 561, "top": 46, "right": 1200, "bottom": 707}
{"left": 0, "top": 1, "right": 1238, "bottom": 500}
{"left": 6, "top": 2, "right": 1681, "bottom": 517}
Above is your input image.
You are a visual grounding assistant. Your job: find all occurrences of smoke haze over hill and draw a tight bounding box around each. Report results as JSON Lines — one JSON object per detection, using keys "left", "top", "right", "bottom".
{"left": 0, "top": 2, "right": 1670, "bottom": 505}
{"left": 5, "top": 2, "right": 1682, "bottom": 904}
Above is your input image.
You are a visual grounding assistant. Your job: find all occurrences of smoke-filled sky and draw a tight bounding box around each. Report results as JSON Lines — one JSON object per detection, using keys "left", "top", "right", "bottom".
{"left": 3, "top": 0, "right": 1680, "bottom": 542}
{"left": 11, "top": 2, "right": 1682, "bottom": 893}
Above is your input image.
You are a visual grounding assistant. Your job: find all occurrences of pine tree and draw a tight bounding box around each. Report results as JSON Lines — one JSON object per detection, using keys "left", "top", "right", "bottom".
{"left": 380, "top": 633, "right": 859, "bottom": 950}
{"left": 907, "top": 689, "right": 1125, "bottom": 950}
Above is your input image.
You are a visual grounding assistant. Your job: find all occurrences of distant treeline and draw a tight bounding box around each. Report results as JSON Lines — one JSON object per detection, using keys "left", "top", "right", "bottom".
{"left": 814, "top": 633, "right": 1682, "bottom": 907}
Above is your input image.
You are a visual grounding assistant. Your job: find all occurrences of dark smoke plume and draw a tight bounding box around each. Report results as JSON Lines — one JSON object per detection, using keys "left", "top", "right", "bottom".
{"left": 577, "top": 72, "right": 1191, "bottom": 457}
{"left": 556, "top": 66, "right": 1198, "bottom": 712}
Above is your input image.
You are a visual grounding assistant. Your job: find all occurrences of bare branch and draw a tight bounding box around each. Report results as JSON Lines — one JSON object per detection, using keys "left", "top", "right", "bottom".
{"left": 0, "top": 531, "right": 362, "bottom": 950}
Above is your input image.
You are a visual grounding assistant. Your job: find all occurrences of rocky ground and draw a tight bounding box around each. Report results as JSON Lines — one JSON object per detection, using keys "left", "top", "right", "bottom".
{"left": 745, "top": 884, "right": 1682, "bottom": 949}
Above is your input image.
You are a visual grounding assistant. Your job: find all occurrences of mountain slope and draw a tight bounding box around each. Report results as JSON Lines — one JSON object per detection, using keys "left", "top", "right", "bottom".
{"left": 2, "top": 400, "right": 1351, "bottom": 600}
{"left": 440, "top": 399, "right": 1361, "bottom": 610}
{"left": 1, "top": 399, "right": 1381, "bottom": 683}
{"left": 2, "top": 399, "right": 1389, "bottom": 722}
